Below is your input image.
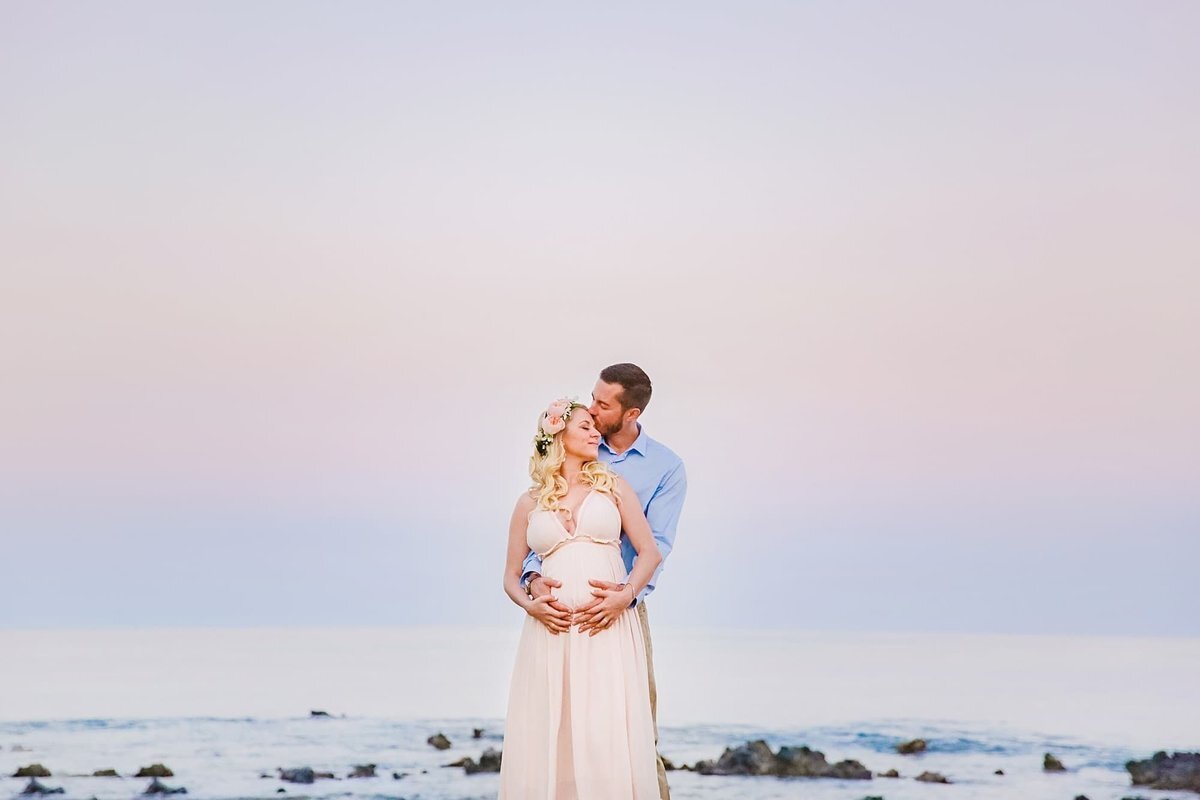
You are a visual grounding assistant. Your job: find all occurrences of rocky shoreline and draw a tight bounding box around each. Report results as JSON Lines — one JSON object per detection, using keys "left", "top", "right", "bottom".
{"left": 5, "top": 716, "right": 1198, "bottom": 797}
{"left": 9, "top": 744, "right": 1200, "bottom": 797}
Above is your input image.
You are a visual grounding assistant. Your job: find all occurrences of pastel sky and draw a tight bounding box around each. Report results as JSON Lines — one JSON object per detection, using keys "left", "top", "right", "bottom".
{"left": 1, "top": 1, "right": 1196, "bottom": 635}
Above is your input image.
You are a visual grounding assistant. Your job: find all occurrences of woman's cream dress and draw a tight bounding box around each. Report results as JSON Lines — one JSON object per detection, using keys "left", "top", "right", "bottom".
{"left": 499, "top": 489, "right": 659, "bottom": 799}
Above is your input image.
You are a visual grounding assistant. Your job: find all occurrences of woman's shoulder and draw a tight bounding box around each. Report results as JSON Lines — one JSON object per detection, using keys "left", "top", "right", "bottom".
{"left": 609, "top": 473, "right": 636, "bottom": 500}
{"left": 514, "top": 489, "right": 538, "bottom": 514}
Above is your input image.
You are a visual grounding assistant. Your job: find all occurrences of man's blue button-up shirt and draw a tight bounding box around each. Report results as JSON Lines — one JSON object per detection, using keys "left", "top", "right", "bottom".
{"left": 522, "top": 423, "right": 687, "bottom": 606}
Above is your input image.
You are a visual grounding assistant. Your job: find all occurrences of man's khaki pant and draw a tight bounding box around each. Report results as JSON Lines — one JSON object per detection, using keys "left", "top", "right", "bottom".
{"left": 636, "top": 601, "right": 670, "bottom": 800}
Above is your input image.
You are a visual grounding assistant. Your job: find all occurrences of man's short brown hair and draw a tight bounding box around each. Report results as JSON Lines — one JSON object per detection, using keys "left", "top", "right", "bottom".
{"left": 599, "top": 363, "right": 653, "bottom": 413}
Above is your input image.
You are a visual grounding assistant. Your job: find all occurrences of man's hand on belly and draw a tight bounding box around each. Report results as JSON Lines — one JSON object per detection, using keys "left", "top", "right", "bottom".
{"left": 574, "top": 579, "right": 629, "bottom": 636}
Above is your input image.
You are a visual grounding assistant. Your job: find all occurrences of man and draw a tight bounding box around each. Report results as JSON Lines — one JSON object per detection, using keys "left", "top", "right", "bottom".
{"left": 521, "top": 362, "right": 687, "bottom": 800}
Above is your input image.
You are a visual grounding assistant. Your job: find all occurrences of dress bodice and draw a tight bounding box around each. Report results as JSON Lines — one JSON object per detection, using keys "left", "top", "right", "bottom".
{"left": 526, "top": 489, "right": 621, "bottom": 558}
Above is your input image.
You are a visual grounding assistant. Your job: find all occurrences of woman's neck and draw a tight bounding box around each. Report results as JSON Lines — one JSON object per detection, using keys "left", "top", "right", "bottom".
{"left": 561, "top": 456, "right": 586, "bottom": 485}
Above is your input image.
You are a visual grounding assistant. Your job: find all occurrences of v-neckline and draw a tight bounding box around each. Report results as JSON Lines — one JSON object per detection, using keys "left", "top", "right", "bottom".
{"left": 554, "top": 488, "right": 597, "bottom": 537}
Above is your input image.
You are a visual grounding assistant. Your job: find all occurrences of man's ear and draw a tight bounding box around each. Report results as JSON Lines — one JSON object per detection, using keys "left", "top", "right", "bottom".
{"left": 624, "top": 407, "right": 642, "bottom": 425}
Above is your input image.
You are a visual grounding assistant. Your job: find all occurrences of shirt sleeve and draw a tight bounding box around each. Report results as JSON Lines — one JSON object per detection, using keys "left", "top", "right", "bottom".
{"left": 633, "top": 459, "right": 687, "bottom": 606}
{"left": 521, "top": 548, "right": 543, "bottom": 586}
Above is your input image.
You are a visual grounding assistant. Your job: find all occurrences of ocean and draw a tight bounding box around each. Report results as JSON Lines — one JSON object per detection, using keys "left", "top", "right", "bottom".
{"left": 2, "top": 626, "right": 1196, "bottom": 799}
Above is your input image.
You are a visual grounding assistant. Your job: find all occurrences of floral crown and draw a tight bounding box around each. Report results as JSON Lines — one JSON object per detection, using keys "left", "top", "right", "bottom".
{"left": 533, "top": 396, "right": 587, "bottom": 456}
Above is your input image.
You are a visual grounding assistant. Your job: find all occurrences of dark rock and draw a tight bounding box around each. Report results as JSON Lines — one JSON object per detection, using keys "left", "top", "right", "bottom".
{"left": 135, "top": 764, "right": 174, "bottom": 778}
{"left": 313, "top": 771, "right": 335, "bottom": 780}
{"left": 310, "top": 710, "right": 331, "bottom": 717}
{"left": 1074, "top": 795, "right": 1090, "bottom": 800}
{"left": 828, "top": 759, "right": 872, "bottom": 780}
{"left": 13, "top": 765, "right": 52, "bottom": 778}
{"left": 466, "top": 748, "right": 502, "bottom": 774}
{"left": 697, "top": 740, "right": 776, "bottom": 775}
{"left": 661, "top": 755, "right": 676, "bottom": 771}
{"left": 276, "top": 789, "right": 285, "bottom": 794}
{"left": 1126, "top": 751, "right": 1200, "bottom": 792}
{"left": 143, "top": 777, "right": 187, "bottom": 795}
{"left": 347, "top": 764, "right": 376, "bottom": 778}
{"left": 897, "top": 738, "right": 927, "bottom": 755}
{"left": 995, "top": 768, "right": 1004, "bottom": 775}
{"left": 20, "top": 779, "right": 64, "bottom": 795}
{"left": 92, "top": 769, "right": 120, "bottom": 777}
{"left": 392, "top": 772, "right": 408, "bottom": 780}
{"left": 776, "top": 745, "right": 832, "bottom": 777}
{"left": 473, "top": 728, "right": 484, "bottom": 739}
{"left": 877, "top": 768, "right": 900, "bottom": 777}
{"left": 1044, "top": 752, "right": 1067, "bottom": 772}
{"left": 694, "top": 740, "right": 870, "bottom": 780}
{"left": 451, "top": 748, "right": 503, "bottom": 774}
{"left": 278, "top": 767, "right": 314, "bottom": 784}
{"left": 428, "top": 732, "right": 451, "bottom": 750}
{"left": 915, "top": 770, "right": 951, "bottom": 783}
{"left": 779, "top": 745, "right": 869, "bottom": 779}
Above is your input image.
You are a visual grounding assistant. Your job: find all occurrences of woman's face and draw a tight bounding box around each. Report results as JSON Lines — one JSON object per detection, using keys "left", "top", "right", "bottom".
{"left": 560, "top": 408, "right": 601, "bottom": 460}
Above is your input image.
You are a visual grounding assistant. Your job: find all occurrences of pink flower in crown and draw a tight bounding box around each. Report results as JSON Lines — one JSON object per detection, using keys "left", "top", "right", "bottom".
{"left": 541, "top": 413, "right": 566, "bottom": 435}
{"left": 540, "top": 397, "right": 573, "bottom": 436}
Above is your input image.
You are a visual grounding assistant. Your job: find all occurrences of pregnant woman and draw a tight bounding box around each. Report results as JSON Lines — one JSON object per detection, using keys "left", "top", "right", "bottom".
{"left": 500, "top": 397, "right": 663, "bottom": 799}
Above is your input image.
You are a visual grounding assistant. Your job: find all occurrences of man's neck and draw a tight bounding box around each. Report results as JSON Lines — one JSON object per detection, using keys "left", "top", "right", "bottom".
{"left": 604, "top": 422, "right": 640, "bottom": 455}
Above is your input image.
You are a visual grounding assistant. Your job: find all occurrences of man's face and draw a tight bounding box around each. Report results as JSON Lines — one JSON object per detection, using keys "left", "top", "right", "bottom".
{"left": 588, "top": 380, "right": 627, "bottom": 438}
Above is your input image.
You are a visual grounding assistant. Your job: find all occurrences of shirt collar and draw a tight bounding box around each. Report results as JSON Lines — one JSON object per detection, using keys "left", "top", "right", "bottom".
{"left": 601, "top": 422, "right": 647, "bottom": 457}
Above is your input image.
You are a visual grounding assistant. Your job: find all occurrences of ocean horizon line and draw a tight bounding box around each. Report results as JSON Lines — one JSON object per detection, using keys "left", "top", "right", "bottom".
{"left": 2, "top": 622, "right": 1196, "bottom": 641}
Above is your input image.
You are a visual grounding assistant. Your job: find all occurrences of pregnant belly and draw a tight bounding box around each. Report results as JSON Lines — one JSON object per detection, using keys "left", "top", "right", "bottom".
{"left": 540, "top": 541, "right": 628, "bottom": 609}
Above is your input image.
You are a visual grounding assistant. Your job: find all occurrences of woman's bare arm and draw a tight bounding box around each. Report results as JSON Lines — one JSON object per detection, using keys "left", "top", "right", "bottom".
{"left": 504, "top": 492, "right": 572, "bottom": 634}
